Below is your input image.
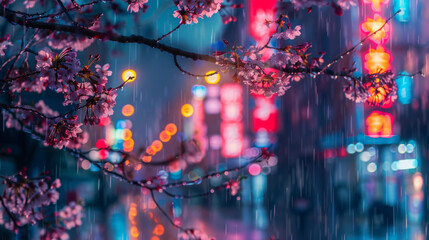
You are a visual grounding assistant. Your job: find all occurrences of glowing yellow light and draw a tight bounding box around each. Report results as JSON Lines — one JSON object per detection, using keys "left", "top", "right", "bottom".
{"left": 205, "top": 70, "right": 220, "bottom": 84}
{"left": 122, "top": 104, "right": 135, "bottom": 117}
{"left": 152, "top": 140, "right": 163, "bottom": 152}
{"left": 142, "top": 155, "right": 152, "bottom": 163}
{"left": 165, "top": 123, "right": 177, "bottom": 136}
{"left": 153, "top": 224, "right": 165, "bottom": 236}
{"left": 181, "top": 104, "right": 194, "bottom": 117}
{"left": 122, "top": 69, "right": 136, "bottom": 82}
{"left": 159, "top": 131, "right": 171, "bottom": 142}
{"left": 130, "top": 226, "right": 140, "bottom": 238}
{"left": 122, "top": 129, "right": 132, "bottom": 141}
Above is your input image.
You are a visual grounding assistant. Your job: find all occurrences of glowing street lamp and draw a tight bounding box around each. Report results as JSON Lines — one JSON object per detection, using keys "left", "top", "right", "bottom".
{"left": 204, "top": 71, "right": 220, "bottom": 84}
{"left": 122, "top": 69, "right": 137, "bottom": 82}
{"left": 181, "top": 104, "right": 194, "bottom": 117}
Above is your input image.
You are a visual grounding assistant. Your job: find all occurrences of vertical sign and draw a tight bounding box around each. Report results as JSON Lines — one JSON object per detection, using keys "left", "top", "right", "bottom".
{"left": 220, "top": 84, "right": 244, "bottom": 158}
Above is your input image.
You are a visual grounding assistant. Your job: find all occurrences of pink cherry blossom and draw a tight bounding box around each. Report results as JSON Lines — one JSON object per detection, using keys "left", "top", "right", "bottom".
{"left": 45, "top": 115, "right": 83, "bottom": 149}
{"left": 273, "top": 25, "right": 302, "bottom": 40}
{"left": 124, "top": 0, "right": 148, "bottom": 13}
{"left": 173, "top": 0, "right": 223, "bottom": 24}
{"left": 0, "top": 34, "right": 12, "bottom": 57}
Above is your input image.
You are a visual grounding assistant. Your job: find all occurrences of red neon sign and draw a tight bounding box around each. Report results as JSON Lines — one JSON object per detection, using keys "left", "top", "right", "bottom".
{"left": 252, "top": 95, "right": 279, "bottom": 132}
{"left": 248, "top": 0, "right": 277, "bottom": 44}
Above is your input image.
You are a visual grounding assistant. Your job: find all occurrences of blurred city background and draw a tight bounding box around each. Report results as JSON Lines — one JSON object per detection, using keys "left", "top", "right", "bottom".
{"left": 1, "top": 0, "right": 429, "bottom": 239}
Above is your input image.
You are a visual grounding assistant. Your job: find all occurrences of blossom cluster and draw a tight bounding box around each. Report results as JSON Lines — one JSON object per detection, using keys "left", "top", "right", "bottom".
{"left": 0, "top": 172, "right": 61, "bottom": 232}
{"left": 3, "top": 100, "right": 88, "bottom": 149}
{"left": 40, "top": 201, "right": 84, "bottom": 240}
{"left": 33, "top": 47, "right": 117, "bottom": 126}
{"left": 123, "top": 0, "right": 149, "bottom": 13}
{"left": 215, "top": 23, "right": 324, "bottom": 97}
{"left": 343, "top": 71, "right": 397, "bottom": 106}
{"left": 46, "top": 5, "right": 102, "bottom": 51}
{"left": 173, "top": 0, "right": 223, "bottom": 24}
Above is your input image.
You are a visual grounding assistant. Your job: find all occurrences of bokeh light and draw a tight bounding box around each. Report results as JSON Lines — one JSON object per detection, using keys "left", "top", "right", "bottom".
{"left": 96, "top": 139, "right": 108, "bottom": 149}
{"left": 122, "top": 129, "right": 133, "bottom": 141}
{"left": 152, "top": 140, "right": 163, "bottom": 152}
{"left": 181, "top": 104, "right": 194, "bottom": 117}
{"left": 130, "top": 226, "right": 139, "bottom": 237}
{"left": 153, "top": 224, "right": 165, "bottom": 236}
{"left": 122, "top": 104, "right": 135, "bottom": 117}
{"left": 165, "top": 123, "right": 177, "bottom": 136}
{"left": 248, "top": 163, "right": 262, "bottom": 176}
{"left": 122, "top": 69, "right": 136, "bottom": 82}
{"left": 159, "top": 131, "right": 171, "bottom": 142}
{"left": 204, "top": 71, "right": 220, "bottom": 84}
{"left": 146, "top": 146, "right": 155, "bottom": 155}
{"left": 142, "top": 155, "right": 152, "bottom": 163}
{"left": 81, "top": 160, "right": 91, "bottom": 170}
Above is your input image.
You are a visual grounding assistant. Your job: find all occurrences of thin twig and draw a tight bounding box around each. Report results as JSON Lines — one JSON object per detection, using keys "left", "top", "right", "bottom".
{"left": 156, "top": 23, "right": 182, "bottom": 42}
{"left": 173, "top": 55, "right": 219, "bottom": 77}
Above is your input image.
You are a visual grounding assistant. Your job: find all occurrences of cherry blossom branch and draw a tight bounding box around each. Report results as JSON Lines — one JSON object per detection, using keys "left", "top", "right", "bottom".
{"left": 317, "top": 9, "right": 401, "bottom": 75}
{"left": 5, "top": 0, "right": 110, "bottom": 20}
{"left": 0, "top": 6, "right": 218, "bottom": 63}
{"left": 0, "top": 71, "right": 40, "bottom": 82}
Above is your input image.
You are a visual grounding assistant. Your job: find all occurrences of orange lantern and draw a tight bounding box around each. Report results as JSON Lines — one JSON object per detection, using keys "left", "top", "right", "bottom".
{"left": 361, "top": 14, "right": 389, "bottom": 43}
{"left": 364, "top": 46, "right": 391, "bottom": 74}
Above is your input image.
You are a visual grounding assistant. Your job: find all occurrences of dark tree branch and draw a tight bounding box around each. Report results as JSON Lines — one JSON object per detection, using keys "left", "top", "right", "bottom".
{"left": 0, "top": 6, "right": 218, "bottom": 64}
